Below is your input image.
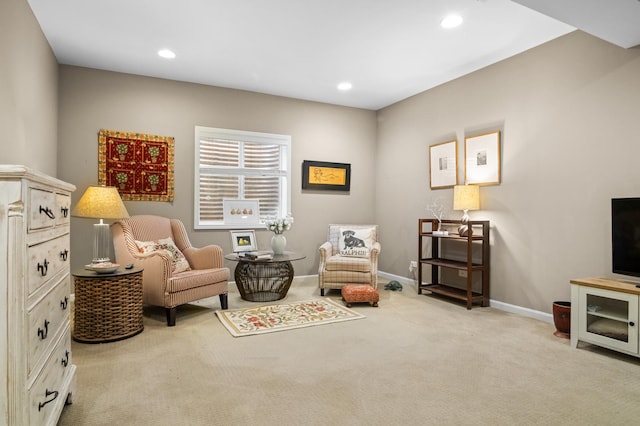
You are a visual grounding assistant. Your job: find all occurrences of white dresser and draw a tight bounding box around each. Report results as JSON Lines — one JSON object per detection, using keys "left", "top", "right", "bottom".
{"left": 0, "top": 165, "right": 76, "bottom": 425}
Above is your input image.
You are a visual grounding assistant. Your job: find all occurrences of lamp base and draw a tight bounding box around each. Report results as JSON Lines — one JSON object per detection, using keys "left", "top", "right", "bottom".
{"left": 458, "top": 224, "right": 472, "bottom": 237}
{"left": 458, "top": 209, "right": 472, "bottom": 236}
{"left": 93, "top": 220, "right": 111, "bottom": 264}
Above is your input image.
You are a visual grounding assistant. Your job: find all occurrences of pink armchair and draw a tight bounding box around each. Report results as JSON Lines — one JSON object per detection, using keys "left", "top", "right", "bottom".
{"left": 318, "top": 224, "right": 380, "bottom": 296}
{"left": 112, "top": 215, "right": 229, "bottom": 326}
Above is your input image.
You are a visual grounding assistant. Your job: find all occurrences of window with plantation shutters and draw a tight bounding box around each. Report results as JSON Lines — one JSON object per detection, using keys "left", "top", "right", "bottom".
{"left": 194, "top": 126, "right": 291, "bottom": 229}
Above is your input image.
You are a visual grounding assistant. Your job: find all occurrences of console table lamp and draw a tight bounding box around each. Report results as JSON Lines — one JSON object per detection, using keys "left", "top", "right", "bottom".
{"left": 453, "top": 184, "right": 480, "bottom": 236}
{"left": 72, "top": 185, "right": 129, "bottom": 264}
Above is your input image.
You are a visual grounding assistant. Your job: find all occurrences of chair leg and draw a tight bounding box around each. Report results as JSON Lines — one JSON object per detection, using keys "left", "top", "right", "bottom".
{"left": 320, "top": 288, "right": 325, "bottom": 296}
{"left": 165, "top": 307, "right": 176, "bottom": 327}
{"left": 219, "top": 293, "right": 228, "bottom": 310}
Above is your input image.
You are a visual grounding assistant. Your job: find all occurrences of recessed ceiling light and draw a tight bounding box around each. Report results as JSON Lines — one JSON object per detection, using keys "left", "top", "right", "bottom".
{"left": 337, "top": 82, "right": 352, "bottom": 91}
{"left": 441, "top": 14, "right": 463, "bottom": 29}
{"left": 158, "top": 49, "right": 176, "bottom": 59}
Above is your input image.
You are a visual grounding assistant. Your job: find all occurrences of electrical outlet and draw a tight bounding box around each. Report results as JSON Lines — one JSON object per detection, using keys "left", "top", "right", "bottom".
{"left": 458, "top": 270, "right": 468, "bottom": 278}
{"left": 410, "top": 261, "right": 417, "bottom": 269}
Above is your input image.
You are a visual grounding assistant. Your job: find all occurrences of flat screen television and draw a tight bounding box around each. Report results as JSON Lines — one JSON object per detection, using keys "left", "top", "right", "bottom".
{"left": 612, "top": 197, "right": 640, "bottom": 278}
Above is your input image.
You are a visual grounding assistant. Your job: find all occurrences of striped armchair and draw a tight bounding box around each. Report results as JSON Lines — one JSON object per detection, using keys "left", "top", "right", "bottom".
{"left": 318, "top": 224, "right": 380, "bottom": 296}
{"left": 112, "top": 215, "right": 229, "bottom": 326}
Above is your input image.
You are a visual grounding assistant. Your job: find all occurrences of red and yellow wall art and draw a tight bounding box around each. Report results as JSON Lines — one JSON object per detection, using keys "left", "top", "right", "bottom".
{"left": 98, "top": 129, "right": 175, "bottom": 202}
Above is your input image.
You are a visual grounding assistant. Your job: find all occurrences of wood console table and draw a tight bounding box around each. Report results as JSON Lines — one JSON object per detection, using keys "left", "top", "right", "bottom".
{"left": 72, "top": 267, "right": 144, "bottom": 343}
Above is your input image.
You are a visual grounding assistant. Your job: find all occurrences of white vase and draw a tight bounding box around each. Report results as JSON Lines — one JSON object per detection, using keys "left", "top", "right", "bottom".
{"left": 271, "top": 234, "right": 286, "bottom": 255}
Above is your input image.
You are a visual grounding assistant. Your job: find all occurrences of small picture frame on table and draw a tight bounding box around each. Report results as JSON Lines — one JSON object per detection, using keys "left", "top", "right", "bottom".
{"left": 230, "top": 230, "right": 257, "bottom": 252}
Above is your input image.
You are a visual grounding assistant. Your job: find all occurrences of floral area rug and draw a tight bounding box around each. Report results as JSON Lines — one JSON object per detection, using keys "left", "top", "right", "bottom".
{"left": 215, "top": 298, "right": 365, "bottom": 337}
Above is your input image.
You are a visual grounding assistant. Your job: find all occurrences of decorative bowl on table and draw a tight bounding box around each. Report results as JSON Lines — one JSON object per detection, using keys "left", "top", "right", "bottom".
{"left": 84, "top": 262, "right": 120, "bottom": 274}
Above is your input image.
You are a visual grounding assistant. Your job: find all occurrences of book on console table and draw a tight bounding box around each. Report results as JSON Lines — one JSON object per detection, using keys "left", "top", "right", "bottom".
{"left": 239, "top": 251, "right": 273, "bottom": 260}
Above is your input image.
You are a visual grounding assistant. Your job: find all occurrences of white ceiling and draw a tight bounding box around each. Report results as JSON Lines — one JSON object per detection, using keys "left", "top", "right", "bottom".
{"left": 26, "top": 0, "right": 640, "bottom": 110}
{"left": 513, "top": 0, "right": 640, "bottom": 49}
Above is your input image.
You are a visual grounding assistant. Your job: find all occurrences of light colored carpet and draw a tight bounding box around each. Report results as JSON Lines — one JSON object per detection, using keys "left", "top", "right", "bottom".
{"left": 216, "top": 298, "right": 365, "bottom": 336}
{"left": 59, "top": 277, "right": 640, "bottom": 425}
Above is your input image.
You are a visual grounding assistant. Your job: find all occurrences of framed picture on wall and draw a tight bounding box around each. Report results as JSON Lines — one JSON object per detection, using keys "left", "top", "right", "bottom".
{"left": 223, "top": 199, "right": 260, "bottom": 226}
{"left": 302, "top": 160, "right": 351, "bottom": 191}
{"left": 465, "top": 131, "right": 501, "bottom": 185}
{"left": 429, "top": 140, "right": 458, "bottom": 189}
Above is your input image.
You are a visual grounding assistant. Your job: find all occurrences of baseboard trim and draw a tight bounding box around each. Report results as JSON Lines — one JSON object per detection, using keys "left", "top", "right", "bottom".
{"left": 293, "top": 274, "right": 317, "bottom": 281}
{"left": 377, "top": 271, "right": 553, "bottom": 324}
{"left": 378, "top": 270, "right": 419, "bottom": 290}
{"left": 490, "top": 300, "right": 553, "bottom": 323}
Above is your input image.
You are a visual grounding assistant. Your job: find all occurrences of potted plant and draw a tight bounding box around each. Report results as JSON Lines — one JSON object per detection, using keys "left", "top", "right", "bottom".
{"left": 116, "top": 143, "right": 128, "bottom": 160}
{"left": 265, "top": 215, "right": 294, "bottom": 255}
{"left": 148, "top": 174, "right": 159, "bottom": 190}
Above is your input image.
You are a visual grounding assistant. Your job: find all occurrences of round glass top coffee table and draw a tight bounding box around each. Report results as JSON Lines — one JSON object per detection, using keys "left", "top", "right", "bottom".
{"left": 224, "top": 251, "right": 305, "bottom": 302}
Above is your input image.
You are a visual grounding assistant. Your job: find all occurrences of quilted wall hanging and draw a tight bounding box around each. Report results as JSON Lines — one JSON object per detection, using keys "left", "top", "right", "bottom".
{"left": 98, "top": 129, "right": 175, "bottom": 202}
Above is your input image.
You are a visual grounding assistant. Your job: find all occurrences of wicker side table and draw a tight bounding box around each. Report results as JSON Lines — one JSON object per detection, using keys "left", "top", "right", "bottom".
{"left": 224, "top": 252, "right": 306, "bottom": 302}
{"left": 72, "top": 267, "right": 144, "bottom": 343}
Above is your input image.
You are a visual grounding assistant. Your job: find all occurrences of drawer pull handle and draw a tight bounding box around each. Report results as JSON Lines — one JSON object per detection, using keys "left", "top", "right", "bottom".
{"left": 38, "top": 319, "right": 50, "bottom": 340}
{"left": 37, "top": 259, "right": 49, "bottom": 276}
{"left": 39, "top": 205, "right": 56, "bottom": 219}
{"left": 61, "top": 296, "right": 69, "bottom": 310}
{"left": 61, "top": 350, "right": 70, "bottom": 367}
{"left": 60, "top": 206, "right": 69, "bottom": 217}
{"left": 630, "top": 322, "right": 635, "bottom": 327}
{"left": 60, "top": 249, "right": 69, "bottom": 261}
{"left": 38, "top": 389, "right": 59, "bottom": 411}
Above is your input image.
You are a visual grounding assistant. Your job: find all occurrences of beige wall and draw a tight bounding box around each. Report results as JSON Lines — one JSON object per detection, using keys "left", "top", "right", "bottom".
{"left": 377, "top": 31, "right": 640, "bottom": 312}
{"left": 6, "top": 3, "right": 640, "bottom": 315}
{"left": 57, "top": 67, "right": 377, "bottom": 275}
{"left": 0, "top": 0, "right": 59, "bottom": 175}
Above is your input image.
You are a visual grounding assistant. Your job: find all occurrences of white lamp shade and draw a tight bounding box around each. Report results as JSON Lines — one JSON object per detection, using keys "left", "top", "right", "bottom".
{"left": 453, "top": 185, "right": 480, "bottom": 211}
{"left": 71, "top": 186, "right": 129, "bottom": 219}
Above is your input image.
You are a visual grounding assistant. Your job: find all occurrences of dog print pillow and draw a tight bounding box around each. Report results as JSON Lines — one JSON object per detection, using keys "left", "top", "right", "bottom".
{"left": 339, "top": 227, "right": 374, "bottom": 257}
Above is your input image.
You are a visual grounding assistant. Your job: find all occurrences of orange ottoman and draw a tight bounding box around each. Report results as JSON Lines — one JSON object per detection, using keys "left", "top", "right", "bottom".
{"left": 341, "top": 285, "right": 379, "bottom": 307}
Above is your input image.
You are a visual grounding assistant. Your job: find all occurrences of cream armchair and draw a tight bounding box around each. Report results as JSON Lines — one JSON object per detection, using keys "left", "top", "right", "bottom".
{"left": 112, "top": 215, "right": 229, "bottom": 326}
{"left": 318, "top": 224, "right": 380, "bottom": 296}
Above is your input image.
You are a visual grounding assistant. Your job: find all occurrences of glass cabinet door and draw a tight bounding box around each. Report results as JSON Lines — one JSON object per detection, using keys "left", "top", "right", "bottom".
{"left": 579, "top": 286, "right": 638, "bottom": 353}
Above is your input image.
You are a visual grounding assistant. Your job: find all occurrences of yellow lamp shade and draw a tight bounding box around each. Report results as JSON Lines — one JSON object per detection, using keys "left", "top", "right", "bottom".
{"left": 71, "top": 186, "right": 129, "bottom": 219}
{"left": 71, "top": 185, "right": 129, "bottom": 264}
{"left": 453, "top": 185, "right": 480, "bottom": 212}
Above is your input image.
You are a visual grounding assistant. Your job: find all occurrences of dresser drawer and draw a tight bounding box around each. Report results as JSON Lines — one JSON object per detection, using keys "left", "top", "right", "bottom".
{"left": 27, "top": 234, "right": 71, "bottom": 295}
{"left": 28, "top": 276, "right": 71, "bottom": 376}
{"left": 29, "top": 187, "right": 58, "bottom": 231}
{"left": 55, "top": 193, "right": 72, "bottom": 226}
{"left": 1, "top": 166, "right": 76, "bottom": 426}
{"left": 29, "top": 330, "right": 73, "bottom": 426}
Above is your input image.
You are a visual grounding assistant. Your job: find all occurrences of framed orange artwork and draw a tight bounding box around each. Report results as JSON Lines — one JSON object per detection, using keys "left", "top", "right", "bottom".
{"left": 98, "top": 129, "right": 175, "bottom": 202}
{"left": 302, "top": 160, "right": 351, "bottom": 191}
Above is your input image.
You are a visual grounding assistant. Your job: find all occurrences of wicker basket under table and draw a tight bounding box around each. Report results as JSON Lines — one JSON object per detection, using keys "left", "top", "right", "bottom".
{"left": 72, "top": 267, "right": 144, "bottom": 343}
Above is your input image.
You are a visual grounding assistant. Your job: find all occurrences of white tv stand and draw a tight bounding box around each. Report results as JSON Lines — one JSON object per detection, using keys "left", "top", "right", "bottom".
{"left": 570, "top": 277, "right": 640, "bottom": 357}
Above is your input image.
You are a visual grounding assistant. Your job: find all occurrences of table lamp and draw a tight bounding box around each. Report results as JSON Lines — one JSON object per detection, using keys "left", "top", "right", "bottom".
{"left": 453, "top": 184, "right": 480, "bottom": 236}
{"left": 71, "top": 185, "right": 129, "bottom": 264}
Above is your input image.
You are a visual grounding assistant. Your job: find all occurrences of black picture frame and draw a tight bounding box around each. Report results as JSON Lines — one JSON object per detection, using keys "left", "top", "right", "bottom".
{"left": 302, "top": 160, "right": 351, "bottom": 191}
